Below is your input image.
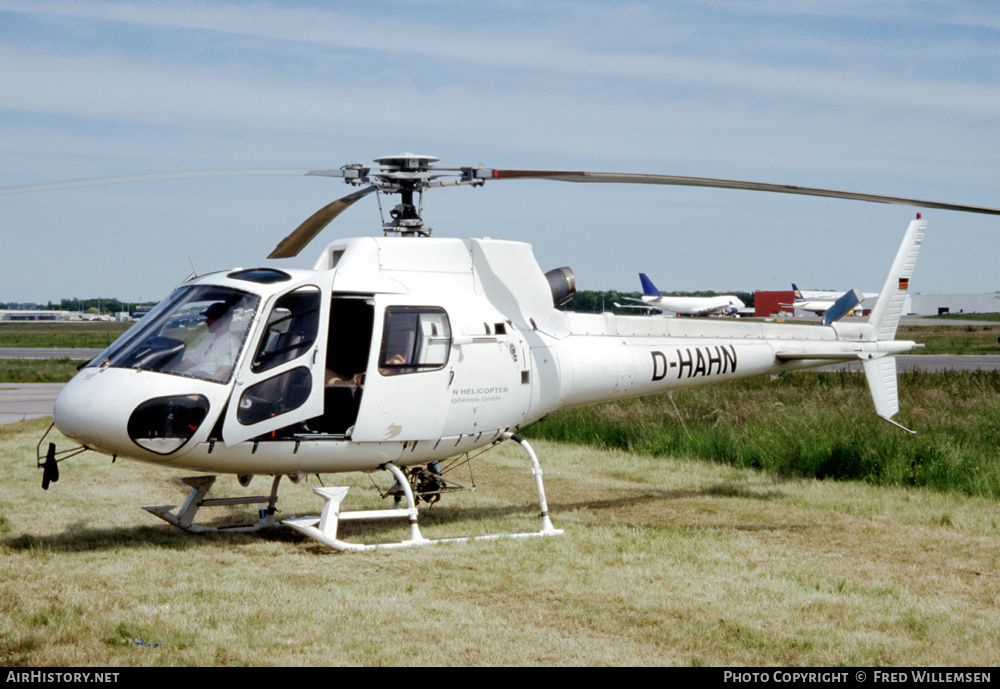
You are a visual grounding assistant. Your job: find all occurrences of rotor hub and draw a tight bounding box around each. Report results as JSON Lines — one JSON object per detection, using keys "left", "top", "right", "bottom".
{"left": 364, "top": 154, "right": 454, "bottom": 236}
{"left": 372, "top": 153, "right": 440, "bottom": 170}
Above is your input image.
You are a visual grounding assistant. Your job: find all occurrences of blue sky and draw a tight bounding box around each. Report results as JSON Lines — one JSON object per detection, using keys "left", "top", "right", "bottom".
{"left": 2, "top": 1, "right": 998, "bottom": 304}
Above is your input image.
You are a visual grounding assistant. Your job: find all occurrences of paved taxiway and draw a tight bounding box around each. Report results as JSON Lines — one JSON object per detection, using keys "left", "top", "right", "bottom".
{"left": 0, "top": 347, "right": 103, "bottom": 360}
{"left": 0, "top": 383, "right": 67, "bottom": 425}
{"left": 819, "top": 354, "right": 1000, "bottom": 373}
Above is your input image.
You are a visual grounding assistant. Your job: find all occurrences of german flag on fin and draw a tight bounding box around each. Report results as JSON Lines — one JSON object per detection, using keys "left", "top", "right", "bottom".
{"left": 898, "top": 278, "right": 909, "bottom": 291}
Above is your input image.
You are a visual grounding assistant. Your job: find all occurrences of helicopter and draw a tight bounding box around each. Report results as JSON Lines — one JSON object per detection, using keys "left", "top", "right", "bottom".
{"left": 7, "top": 153, "right": 1000, "bottom": 551}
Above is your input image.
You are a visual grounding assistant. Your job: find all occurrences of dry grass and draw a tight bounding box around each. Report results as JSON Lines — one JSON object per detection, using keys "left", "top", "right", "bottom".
{"left": 1, "top": 418, "right": 998, "bottom": 666}
{"left": 529, "top": 371, "right": 1000, "bottom": 497}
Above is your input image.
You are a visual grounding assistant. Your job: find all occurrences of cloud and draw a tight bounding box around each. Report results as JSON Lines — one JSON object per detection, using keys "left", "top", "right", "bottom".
{"left": 1, "top": 1, "right": 998, "bottom": 302}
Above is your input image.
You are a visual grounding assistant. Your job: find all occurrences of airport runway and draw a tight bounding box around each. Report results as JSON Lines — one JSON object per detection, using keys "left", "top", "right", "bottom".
{"left": 2, "top": 355, "right": 998, "bottom": 425}
{"left": 819, "top": 354, "right": 1000, "bottom": 373}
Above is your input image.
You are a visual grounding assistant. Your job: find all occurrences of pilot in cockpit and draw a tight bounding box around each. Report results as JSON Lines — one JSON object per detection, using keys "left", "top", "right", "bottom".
{"left": 176, "top": 301, "right": 242, "bottom": 382}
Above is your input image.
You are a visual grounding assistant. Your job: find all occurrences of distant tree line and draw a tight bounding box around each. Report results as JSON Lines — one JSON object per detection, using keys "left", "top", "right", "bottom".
{"left": 0, "top": 298, "right": 157, "bottom": 315}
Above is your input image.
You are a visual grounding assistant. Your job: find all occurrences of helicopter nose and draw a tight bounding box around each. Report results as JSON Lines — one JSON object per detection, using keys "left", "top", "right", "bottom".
{"left": 54, "top": 369, "right": 127, "bottom": 455}
{"left": 54, "top": 368, "right": 220, "bottom": 461}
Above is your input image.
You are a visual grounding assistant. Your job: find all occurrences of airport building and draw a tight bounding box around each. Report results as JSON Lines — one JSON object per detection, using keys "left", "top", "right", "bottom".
{"left": 909, "top": 293, "right": 1000, "bottom": 316}
{"left": 0, "top": 310, "right": 130, "bottom": 322}
{"left": 0, "top": 309, "right": 75, "bottom": 321}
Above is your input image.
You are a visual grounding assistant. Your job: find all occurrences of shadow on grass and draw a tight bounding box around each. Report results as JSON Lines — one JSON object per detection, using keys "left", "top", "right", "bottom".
{"left": 3, "top": 478, "right": 790, "bottom": 553}
{"left": 325, "top": 480, "right": 793, "bottom": 546}
{"left": 2, "top": 522, "right": 257, "bottom": 553}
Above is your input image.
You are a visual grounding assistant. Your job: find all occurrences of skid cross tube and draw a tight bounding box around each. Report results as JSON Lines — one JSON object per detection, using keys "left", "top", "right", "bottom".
{"left": 283, "top": 434, "right": 563, "bottom": 551}
{"left": 144, "top": 475, "right": 282, "bottom": 533}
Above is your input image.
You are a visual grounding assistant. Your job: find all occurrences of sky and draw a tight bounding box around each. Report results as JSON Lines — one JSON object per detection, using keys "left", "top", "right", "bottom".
{"left": 1, "top": 0, "right": 999, "bottom": 305}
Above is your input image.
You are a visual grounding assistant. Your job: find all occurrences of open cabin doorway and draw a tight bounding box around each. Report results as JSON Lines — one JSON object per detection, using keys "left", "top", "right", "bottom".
{"left": 306, "top": 295, "right": 375, "bottom": 435}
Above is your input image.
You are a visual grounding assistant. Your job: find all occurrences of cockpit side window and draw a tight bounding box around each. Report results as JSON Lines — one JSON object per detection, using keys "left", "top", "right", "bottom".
{"left": 251, "top": 287, "right": 321, "bottom": 373}
{"left": 378, "top": 307, "right": 451, "bottom": 375}
{"left": 86, "top": 286, "right": 191, "bottom": 369}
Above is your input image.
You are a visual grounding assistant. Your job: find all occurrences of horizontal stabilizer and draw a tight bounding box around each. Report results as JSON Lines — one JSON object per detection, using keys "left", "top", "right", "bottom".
{"left": 822, "top": 288, "right": 863, "bottom": 326}
{"left": 613, "top": 302, "right": 663, "bottom": 314}
{"left": 775, "top": 351, "right": 864, "bottom": 362}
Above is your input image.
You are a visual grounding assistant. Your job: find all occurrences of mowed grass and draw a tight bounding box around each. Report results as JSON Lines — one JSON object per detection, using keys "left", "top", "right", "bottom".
{"left": 0, "top": 321, "right": 130, "bottom": 349}
{"left": 1, "top": 418, "right": 998, "bottom": 666}
{"left": 897, "top": 323, "right": 1000, "bottom": 355}
{"left": 0, "top": 359, "right": 88, "bottom": 383}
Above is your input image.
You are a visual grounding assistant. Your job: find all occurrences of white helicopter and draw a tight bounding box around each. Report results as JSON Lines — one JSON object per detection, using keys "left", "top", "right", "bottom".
{"left": 8, "top": 153, "right": 1000, "bottom": 552}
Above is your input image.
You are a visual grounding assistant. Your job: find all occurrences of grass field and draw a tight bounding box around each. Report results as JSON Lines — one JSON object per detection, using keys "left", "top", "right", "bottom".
{"left": 0, "top": 321, "right": 130, "bottom": 349}
{"left": 897, "top": 323, "right": 1000, "bottom": 355}
{"left": 929, "top": 312, "right": 1000, "bottom": 322}
{"left": 0, "top": 359, "right": 88, "bottom": 383}
{"left": 525, "top": 370, "right": 1000, "bottom": 499}
{"left": 1, "top": 418, "right": 998, "bottom": 667}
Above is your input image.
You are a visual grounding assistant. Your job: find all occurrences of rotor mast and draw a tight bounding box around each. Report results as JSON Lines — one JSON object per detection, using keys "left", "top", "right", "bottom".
{"left": 374, "top": 154, "right": 435, "bottom": 236}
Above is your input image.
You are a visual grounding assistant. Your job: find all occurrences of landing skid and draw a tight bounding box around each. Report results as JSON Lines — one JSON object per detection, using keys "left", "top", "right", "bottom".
{"left": 144, "top": 475, "right": 282, "bottom": 533}
{"left": 284, "top": 433, "right": 564, "bottom": 552}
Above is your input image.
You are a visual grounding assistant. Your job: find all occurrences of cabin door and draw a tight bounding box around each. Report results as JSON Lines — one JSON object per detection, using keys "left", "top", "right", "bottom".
{"left": 222, "top": 280, "right": 330, "bottom": 445}
{"left": 350, "top": 300, "right": 454, "bottom": 442}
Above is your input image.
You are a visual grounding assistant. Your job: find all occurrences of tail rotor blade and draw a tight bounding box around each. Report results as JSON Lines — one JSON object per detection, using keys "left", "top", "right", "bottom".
{"left": 822, "top": 288, "right": 863, "bottom": 326}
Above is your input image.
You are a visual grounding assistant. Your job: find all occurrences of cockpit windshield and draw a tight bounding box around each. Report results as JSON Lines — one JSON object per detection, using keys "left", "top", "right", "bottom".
{"left": 89, "top": 286, "right": 260, "bottom": 383}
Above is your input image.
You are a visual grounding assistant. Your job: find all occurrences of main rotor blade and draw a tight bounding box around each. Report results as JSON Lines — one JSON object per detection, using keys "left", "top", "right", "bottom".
{"left": 489, "top": 170, "right": 1000, "bottom": 217}
{"left": 0, "top": 168, "right": 345, "bottom": 196}
{"left": 268, "top": 185, "right": 377, "bottom": 259}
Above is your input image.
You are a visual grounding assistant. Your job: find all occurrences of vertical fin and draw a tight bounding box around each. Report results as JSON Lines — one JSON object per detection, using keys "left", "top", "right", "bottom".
{"left": 861, "top": 215, "right": 926, "bottom": 433}
{"left": 868, "top": 217, "right": 926, "bottom": 341}
{"left": 639, "top": 273, "right": 661, "bottom": 297}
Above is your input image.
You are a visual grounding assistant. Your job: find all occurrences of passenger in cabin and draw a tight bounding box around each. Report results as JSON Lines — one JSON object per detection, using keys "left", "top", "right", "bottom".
{"left": 325, "top": 368, "right": 365, "bottom": 386}
{"left": 378, "top": 353, "right": 408, "bottom": 376}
